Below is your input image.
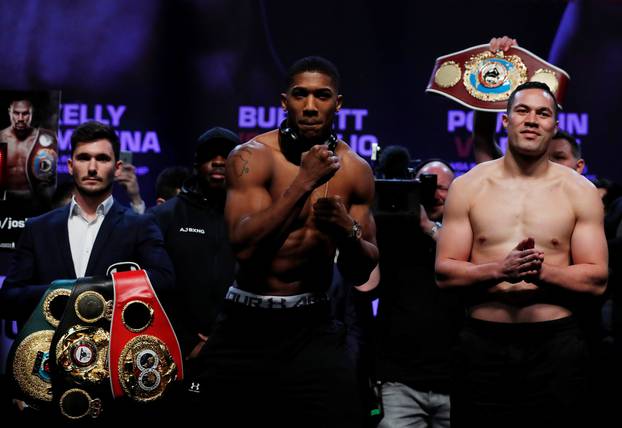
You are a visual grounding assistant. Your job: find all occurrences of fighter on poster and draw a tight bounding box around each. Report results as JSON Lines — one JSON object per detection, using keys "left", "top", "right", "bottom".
{"left": 0, "top": 90, "right": 60, "bottom": 249}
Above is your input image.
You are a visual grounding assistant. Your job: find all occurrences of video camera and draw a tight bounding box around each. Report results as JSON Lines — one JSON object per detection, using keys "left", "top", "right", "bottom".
{"left": 373, "top": 174, "right": 437, "bottom": 216}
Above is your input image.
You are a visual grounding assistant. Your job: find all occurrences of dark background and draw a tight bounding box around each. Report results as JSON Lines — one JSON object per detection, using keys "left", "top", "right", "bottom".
{"left": 0, "top": 0, "right": 621, "bottom": 382}
{"left": 0, "top": 0, "right": 620, "bottom": 250}
{"left": 1, "top": 0, "right": 620, "bottom": 206}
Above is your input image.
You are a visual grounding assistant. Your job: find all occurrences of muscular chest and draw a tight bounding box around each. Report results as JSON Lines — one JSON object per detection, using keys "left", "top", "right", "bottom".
{"left": 7, "top": 138, "right": 33, "bottom": 169}
{"left": 470, "top": 179, "right": 575, "bottom": 251}
{"left": 270, "top": 161, "right": 353, "bottom": 221}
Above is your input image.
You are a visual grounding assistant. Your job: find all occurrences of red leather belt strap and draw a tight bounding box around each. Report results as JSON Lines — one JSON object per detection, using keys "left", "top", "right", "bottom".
{"left": 109, "top": 270, "right": 183, "bottom": 399}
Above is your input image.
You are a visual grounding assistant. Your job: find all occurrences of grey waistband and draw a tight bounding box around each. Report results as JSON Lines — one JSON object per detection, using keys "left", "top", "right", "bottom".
{"left": 225, "top": 287, "right": 328, "bottom": 309}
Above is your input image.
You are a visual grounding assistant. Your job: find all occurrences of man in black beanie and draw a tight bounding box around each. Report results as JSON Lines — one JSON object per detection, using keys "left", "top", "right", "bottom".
{"left": 148, "top": 126, "right": 239, "bottom": 360}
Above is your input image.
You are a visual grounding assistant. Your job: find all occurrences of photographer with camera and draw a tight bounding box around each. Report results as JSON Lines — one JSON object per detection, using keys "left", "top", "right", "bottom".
{"left": 416, "top": 162, "right": 452, "bottom": 241}
{"left": 375, "top": 157, "right": 463, "bottom": 428}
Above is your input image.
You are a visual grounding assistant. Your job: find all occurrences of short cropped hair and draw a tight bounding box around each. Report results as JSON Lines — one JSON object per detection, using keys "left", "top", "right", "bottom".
{"left": 378, "top": 145, "right": 411, "bottom": 179}
{"left": 70, "top": 121, "right": 120, "bottom": 160}
{"left": 506, "top": 81, "right": 559, "bottom": 119}
{"left": 155, "top": 166, "right": 191, "bottom": 201}
{"left": 9, "top": 99, "right": 33, "bottom": 109}
{"left": 286, "top": 56, "right": 341, "bottom": 92}
{"left": 553, "top": 129, "right": 581, "bottom": 160}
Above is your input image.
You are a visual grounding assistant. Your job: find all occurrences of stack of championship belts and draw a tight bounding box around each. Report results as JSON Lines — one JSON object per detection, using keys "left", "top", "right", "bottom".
{"left": 425, "top": 44, "right": 570, "bottom": 111}
{"left": 7, "top": 263, "right": 183, "bottom": 421}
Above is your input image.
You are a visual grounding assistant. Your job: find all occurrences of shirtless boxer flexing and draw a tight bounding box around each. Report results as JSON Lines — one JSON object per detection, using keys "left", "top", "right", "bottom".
{"left": 190, "top": 56, "right": 378, "bottom": 428}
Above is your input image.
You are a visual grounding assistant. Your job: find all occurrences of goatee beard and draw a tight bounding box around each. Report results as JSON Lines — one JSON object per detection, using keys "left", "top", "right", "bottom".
{"left": 14, "top": 127, "right": 33, "bottom": 140}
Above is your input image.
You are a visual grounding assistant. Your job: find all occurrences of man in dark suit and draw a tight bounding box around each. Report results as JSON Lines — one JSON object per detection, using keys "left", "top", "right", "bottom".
{"left": 0, "top": 121, "right": 174, "bottom": 325}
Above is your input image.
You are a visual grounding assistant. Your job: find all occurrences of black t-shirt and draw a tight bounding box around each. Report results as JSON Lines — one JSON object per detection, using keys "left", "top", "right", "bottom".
{"left": 374, "top": 214, "right": 464, "bottom": 392}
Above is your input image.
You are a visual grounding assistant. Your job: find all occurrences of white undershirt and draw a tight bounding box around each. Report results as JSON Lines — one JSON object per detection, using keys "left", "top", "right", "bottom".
{"left": 67, "top": 195, "right": 114, "bottom": 277}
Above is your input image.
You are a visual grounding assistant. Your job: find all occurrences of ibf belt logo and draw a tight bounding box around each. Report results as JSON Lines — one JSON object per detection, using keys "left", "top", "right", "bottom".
{"left": 188, "top": 381, "right": 200, "bottom": 393}
{"left": 179, "top": 227, "right": 205, "bottom": 235}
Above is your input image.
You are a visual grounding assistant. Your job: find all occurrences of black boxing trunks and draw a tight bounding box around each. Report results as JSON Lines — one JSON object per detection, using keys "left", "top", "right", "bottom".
{"left": 186, "top": 287, "right": 361, "bottom": 427}
{"left": 224, "top": 286, "right": 329, "bottom": 309}
{"left": 451, "top": 316, "right": 588, "bottom": 428}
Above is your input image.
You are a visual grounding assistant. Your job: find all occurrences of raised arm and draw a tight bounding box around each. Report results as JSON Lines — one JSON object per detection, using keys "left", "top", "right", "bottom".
{"left": 473, "top": 110, "right": 502, "bottom": 163}
{"left": 472, "top": 36, "right": 517, "bottom": 163}
{"left": 539, "top": 182, "right": 608, "bottom": 295}
{"left": 225, "top": 139, "right": 339, "bottom": 262}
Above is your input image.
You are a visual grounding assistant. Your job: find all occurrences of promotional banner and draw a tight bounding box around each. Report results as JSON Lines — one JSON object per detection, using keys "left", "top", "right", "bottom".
{"left": 0, "top": 90, "right": 60, "bottom": 249}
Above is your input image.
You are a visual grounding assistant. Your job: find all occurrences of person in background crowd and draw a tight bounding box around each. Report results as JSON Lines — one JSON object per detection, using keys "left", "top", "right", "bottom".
{"left": 149, "top": 127, "right": 238, "bottom": 360}
{"left": 376, "top": 157, "right": 462, "bottom": 428}
{"left": 154, "top": 165, "right": 191, "bottom": 205}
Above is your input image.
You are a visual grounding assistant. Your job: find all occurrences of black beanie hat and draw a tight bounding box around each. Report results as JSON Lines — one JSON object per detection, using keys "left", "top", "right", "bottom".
{"left": 194, "top": 127, "right": 240, "bottom": 165}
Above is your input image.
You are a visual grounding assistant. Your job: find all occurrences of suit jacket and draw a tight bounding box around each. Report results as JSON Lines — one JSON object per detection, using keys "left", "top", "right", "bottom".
{"left": 0, "top": 200, "right": 174, "bottom": 323}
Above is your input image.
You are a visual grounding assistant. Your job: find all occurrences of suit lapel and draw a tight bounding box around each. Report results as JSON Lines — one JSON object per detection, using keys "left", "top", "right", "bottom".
{"left": 55, "top": 205, "right": 76, "bottom": 278}
{"left": 85, "top": 201, "right": 125, "bottom": 276}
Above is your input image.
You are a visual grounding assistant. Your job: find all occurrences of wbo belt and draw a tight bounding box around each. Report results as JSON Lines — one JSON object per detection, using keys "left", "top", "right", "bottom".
{"left": 426, "top": 44, "right": 570, "bottom": 112}
{"left": 225, "top": 286, "right": 329, "bottom": 309}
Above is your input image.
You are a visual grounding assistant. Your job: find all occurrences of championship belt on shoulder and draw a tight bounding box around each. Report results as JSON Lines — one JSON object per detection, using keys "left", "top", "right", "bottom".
{"left": 26, "top": 127, "right": 58, "bottom": 197}
{"left": 109, "top": 269, "right": 183, "bottom": 403}
{"left": 425, "top": 44, "right": 570, "bottom": 112}
{"left": 7, "top": 280, "right": 73, "bottom": 406}
{"left": 49, "top": 276, "right": 114, "bottom": 420}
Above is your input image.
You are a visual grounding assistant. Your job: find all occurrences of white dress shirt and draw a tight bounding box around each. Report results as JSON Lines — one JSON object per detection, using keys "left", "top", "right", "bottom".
{"left": 68, "top": 195, "right": 114, "bottom": 277}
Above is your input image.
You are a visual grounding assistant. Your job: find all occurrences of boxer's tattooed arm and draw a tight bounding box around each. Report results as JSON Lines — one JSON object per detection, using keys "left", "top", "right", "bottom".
{"left": 232, "top": 147, "right": 252, "bottom": 177}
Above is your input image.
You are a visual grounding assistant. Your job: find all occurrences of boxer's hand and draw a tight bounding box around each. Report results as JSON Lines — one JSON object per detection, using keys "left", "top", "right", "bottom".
{"left": 419, "top": 204, "right": 437, "bottom": 237}
{"left": 115, "top": 163, "right": 142, "bottom": 204}
{"left": 186, "top": 333, "right": 208, "bottom": 360}
{"left": 500, "top": 237, "right": 544, "bottom": 283}
{"left": 313, "top": 196, "right": 352, "bottom": 239}
{"left": 489, "top": 36, "right": 518, "bottom": 53}
{"left": 297, "top": 145, "right": 340, "bottom": 190}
